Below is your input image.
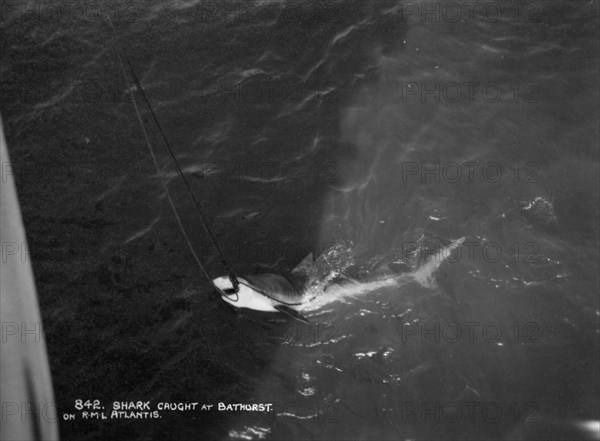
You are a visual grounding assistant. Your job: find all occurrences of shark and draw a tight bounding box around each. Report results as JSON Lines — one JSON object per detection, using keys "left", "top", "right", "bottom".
{"left": 213, "top": 237, "right": 465, "bottom": 322}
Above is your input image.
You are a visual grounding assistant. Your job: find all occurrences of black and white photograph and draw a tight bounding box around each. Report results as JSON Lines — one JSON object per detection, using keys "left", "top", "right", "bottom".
{"left": 1, "top": 1, "right": 599, "bottom": 440}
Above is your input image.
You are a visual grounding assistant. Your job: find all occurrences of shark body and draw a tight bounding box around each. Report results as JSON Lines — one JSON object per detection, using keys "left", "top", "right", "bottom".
{"left": 213, "top": 237, "right": 465, "bottom": 322}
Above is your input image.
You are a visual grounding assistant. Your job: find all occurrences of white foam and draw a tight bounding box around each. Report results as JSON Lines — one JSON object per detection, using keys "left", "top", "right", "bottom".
{"left": 301, "top": 237, "right": 465, "bottom": 312}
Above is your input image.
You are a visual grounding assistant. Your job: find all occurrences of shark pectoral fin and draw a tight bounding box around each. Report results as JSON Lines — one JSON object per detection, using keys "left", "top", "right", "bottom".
{"left": 274, "top": 305, "right": 310, "bottom": 323}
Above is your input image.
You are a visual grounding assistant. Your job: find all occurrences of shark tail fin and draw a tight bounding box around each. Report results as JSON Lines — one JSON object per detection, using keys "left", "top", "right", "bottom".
{"left": 274, "top": 305, "right": 310, "bottom": 323}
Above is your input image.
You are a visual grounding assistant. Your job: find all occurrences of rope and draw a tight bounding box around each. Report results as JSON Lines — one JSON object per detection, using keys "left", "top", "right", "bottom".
{"left": 106, "top": 16, "right": 240, "bottom": 297}
{"left": 107, "top": 17, "right": 307, "bottom": 309}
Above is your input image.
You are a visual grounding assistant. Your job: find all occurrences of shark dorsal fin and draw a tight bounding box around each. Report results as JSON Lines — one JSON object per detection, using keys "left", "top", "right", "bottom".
{"left": 291, "top": 253, "right": 314, "bottom": 276}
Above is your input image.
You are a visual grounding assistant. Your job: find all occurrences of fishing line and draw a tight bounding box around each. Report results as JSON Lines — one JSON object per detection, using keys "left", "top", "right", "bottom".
{"left": 106, "top": 16, "right": 240, "bottom": 299}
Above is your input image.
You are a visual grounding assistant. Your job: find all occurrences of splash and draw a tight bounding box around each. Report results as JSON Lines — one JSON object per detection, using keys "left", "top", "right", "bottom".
{"left": 300, "top": 237, "right": 465, "bottom": 312}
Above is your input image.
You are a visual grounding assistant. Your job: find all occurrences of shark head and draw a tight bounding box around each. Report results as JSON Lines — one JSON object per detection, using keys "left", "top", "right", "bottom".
{"left": 213, "top": 253, "right": 315, "bottom": 307}
{"left": 212, "top": 276, "right": 277, "bottom": 311}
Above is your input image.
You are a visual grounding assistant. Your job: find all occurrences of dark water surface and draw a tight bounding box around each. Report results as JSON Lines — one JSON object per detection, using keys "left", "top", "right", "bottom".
{"left": 1, "top": 1, "right": 599, "bottom": 440}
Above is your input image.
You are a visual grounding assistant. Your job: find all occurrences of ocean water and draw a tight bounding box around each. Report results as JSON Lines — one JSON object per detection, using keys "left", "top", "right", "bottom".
{"left": 1, "top": 1, "right": 599, "bottom": 440}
